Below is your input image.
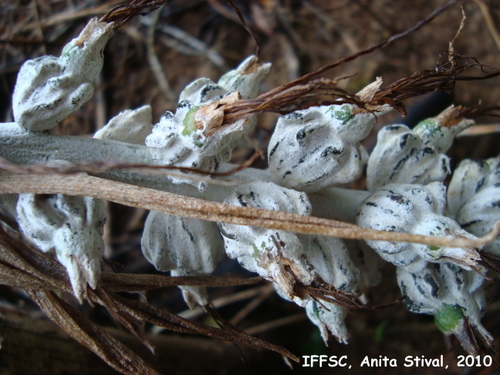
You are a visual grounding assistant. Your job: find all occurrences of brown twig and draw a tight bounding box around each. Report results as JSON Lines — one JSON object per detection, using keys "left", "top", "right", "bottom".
{"left": 225, "top": 0, "right": 260, "bottom": 58}
{"left": 26, "top": 289, "right": 162, "bottom": 375}
{"left": 100, "top": 0, "right": 168, "bottom": 29}
{"left": 0, "top": 155, "right": 258, "bottom": 179}
{"left": 474, "top": 0, "right": 500, "bottom": 50}
{"left": 1, "top": 173, "right": 498, "bottom": 250}
{"left": 0, "top": 226, "right": 299, "bottom": 363}
{"left": 215, "top": 0, "right": 496, "bottom": 125}
{"left": 218, "top": 0, "right": 468, "bottom": 124}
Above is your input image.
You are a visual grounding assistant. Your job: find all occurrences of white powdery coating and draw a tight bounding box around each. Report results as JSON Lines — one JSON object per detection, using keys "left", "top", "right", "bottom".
{"left": 297, "top": 234, "right": 359, "bottom": 293}
{"left": 94, "top": 105, "right": 153, "bottom": 145}
{"left": 447, "top": 159, "right": 490, "bottom": 217}
{"left": 299, "top": 234, "right": 359, "bottom": 344}
{"left": 221, "top": 181, "right": 360, "bottom": 343}
{"left": 397, "top": 262, "right": 492, "bottom": 350}
{"left": 305, "top": 300, "right": 350, "bottom": 344}
{"left": 15, "top": 193, "right": 106, "bottom": 302}
{"left": 145, "top": 56, "right": 270, "bottom": 188}
{"left": 449, "top": 156, "right": 500, "bottom": 255}
{"left": 141, "top": 212, "right": 224, "bottom": 307}
{"left": 367, "top": 110, "right": 473, "bottom": 192}
{"left": 412, "top": 111, "right": 473, "bottom": 153}
{"left": 357, "top": 182, "right": 480, "bottom": 273}
{"left": 12, "top": 18, "right": 113, "bottom": 131}
{"left": 268, "top": 104, "right": 373, "bottom": 192}
{"left": 217, "top": 55, "right": 271, "bottom": 100}
{"left": 345, "top": 240, "right": 383, "bottom": 292}
{"left": 142, "top": 212, "right": 224, "bottom": 273}
{"left": 366, "top": 124, "right": 450, "bottom": 192}
{"left": 221, "top": 181, "right": 313, "bottom": 299}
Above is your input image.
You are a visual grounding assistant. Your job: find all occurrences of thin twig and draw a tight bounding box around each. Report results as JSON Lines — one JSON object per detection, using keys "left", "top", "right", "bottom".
{"left": 474, "top": 0, "right": 500, "bottom": 50}
{"left": 0, "top": 173, "right": 498, "bottom": 249}
{"left": 145, "top": 5, "right": 175, "bottom": 101}
{"left": 245, "top": 312, "right": 306, "bottom": 336}
{"left": 220, "top": 0, "right": 480, "bottom": 124}
{"left": 229, "top": 283, "right": 276, "bottom": 326}
{"left": 100, "top": 0, "right": 168, "bottom": 29}
{"left": 0, "top": 227, "right": 299, "bottom": 363}
{"left": 101, "top": 272, "right": 263, "bottom": 291}
{"left": 174, "top": 284, "right": 273, "bottom": 321}
{"left": 26, "top": 289, "right": 161, "bottom": 375}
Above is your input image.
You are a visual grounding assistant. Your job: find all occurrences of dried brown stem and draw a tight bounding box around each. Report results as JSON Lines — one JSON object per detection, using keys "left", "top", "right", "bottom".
{"left": 101, "top": 272, "right": 263, "bottom": 291}
{"left": 26, "top": 289, "right": 161, "bottom": 375}
{"left": 0, "top": 156, "right": 255, "bottom": 179}
{"left": 1, "top": 173, "right": 498, "bottom": 249}
{"left": 100, "top": 0, "right": 168, "bottom": 29}
{"left": 222, "top": 77, "right": 365, "bottom": 124}
{"left": 222, "top": 53, "right": 499, "bottom": 124}
{"left": 0, "top": 226, "right": 299, "bottom": 364}
{"left": 220, "top": 0, "right": 469, "bottom": 124}
{"left": 371, "top": 56, "right": 500, "bottom": 115}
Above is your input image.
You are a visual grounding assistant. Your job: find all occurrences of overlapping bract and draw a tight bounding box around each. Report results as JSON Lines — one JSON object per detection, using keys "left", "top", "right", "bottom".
{"left": 12, "top": 18, "right": 113, "bottom": 131}
{"left": 358, "top": 108, "right": 495, "bottom": 352}
{"left": 356, "top": 183, "right": 481, "bottom": 272}
{"left": 220, "top": 181, "right": 360, "bottom": 343}
{"left": 267, "top": 95, "right": 388, "bottom": 193}
{"left": 145, "top": 56, "right": 270, "bottom": 189}
{"left": 16, "top": 194, "right": 106, "bottom": 301}
{"left": 448, "top": 156, "right": 500, "bottom": 255}
{"left": 366, "top": 106, "right": 473, "bottom": 191}
{"left": 142, "top": 212, "right": 225, "bottom": 308}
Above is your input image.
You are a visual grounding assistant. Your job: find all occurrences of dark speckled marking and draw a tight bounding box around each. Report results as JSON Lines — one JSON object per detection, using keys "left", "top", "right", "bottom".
{"left": 200, "top": 85, "right": 220, "bottom": 99}
{"left": 415, "top": 282, "right": 426, "bottom": 297}
{"left": 161, "top": 111, "right": 174, "bottom": 120}
{"left": 320, "top": 147, "right": 342, "bottom": 158}
{"left": 390, "top": 149, "right": 415, "bottom": 180}
{"left": 287, "top": 112, "right": 304, "bottom": 120}
{"left": 177, "top": 100, "right": 192, "bottom": 109}
{"left": 387, "top": 192, "right": 408, "bottom": 205}
{"left": 441, "top": 157, "right": 449, "bottom": 173}
{"left": 269, "top": 141, "right": 279, "bottom": 158}
{"left": 296, "top": 129, "right": 306, "bottom": 141}
{"left": 399, "top": 133, "right": 411, "bottom": 148}
{"left": 249, "top": 191, "right": 256, "bottom": 202}
{"left": 306, "top": 171, "right": 327, "bottom": 184}
{"left": 460, "top": 219, "right": 483, "bottom": 228}
{"left": 423, "top": 274, "right": 439, "bottom": 298}
{"left": 218, "top": 224, "right": 237, "bottom": 240}
{"left": 237, "top": 193, "right": 248, "bottom": 207}
{"left": 421, "top": 147, "right": 434, "bottom": 155}
{"left": 454, "top": 271, "right": 464, "bottom": 286}
{"left": 385, "top": 125, "right": 402, "bottom": 132}
{"left": 180, "top": 218, "right": 195, "bottom": 243}
{"left": 475, "top": 177, "right": 485, "bottom": 193}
